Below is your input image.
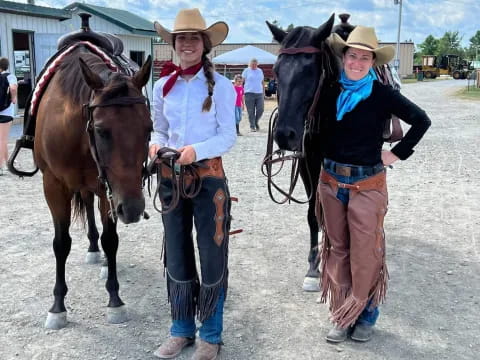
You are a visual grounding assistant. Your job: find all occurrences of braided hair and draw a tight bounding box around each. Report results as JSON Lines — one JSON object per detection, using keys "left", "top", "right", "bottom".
{"left": 200, "top": 33, "right": 215, "bottom": 112}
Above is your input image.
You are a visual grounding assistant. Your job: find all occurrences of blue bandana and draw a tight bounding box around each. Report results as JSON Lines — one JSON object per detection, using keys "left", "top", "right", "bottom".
{"left": 336, "top": 68, "right": 377, "bottom": 121}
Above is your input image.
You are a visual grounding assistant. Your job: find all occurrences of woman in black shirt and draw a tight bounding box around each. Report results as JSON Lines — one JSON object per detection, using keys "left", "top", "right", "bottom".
{"left": 317, "top": 26, "right": 431, "bottom": 343}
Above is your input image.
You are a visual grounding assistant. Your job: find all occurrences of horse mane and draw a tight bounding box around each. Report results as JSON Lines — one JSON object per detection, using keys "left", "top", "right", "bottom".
{"left": 57, "top": 46, "right": 129, "bottom": 106}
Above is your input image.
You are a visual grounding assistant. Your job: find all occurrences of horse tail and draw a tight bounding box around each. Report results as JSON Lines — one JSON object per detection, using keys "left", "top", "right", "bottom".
{"left": 72, "top": 191, "right": 87, "bottom": 226}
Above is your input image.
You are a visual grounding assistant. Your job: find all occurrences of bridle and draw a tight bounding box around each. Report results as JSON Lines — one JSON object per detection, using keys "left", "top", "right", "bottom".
{"left": 83, "top": 92, "right": 148, "bottom": 222}
{"left": 261, "top": 45, "right": 327, "bottom": 204}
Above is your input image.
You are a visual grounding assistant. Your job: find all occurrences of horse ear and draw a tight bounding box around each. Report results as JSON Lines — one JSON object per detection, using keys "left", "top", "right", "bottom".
{"left": 132, "top": 55, "right": 152, "bottom": 89}
{"left": 266, "top": 21, "right": 287, "bottom": 43}
{"left": 79, "top": 57, "right": 103, "bottom": 90}
{"left": 313, "top": 13, "right": 335, "bottom": 45}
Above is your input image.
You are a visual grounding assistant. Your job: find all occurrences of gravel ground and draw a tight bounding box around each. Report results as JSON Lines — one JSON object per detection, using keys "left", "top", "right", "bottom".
{"left": 0, "top": 79, "right": 479, "bottom": 360}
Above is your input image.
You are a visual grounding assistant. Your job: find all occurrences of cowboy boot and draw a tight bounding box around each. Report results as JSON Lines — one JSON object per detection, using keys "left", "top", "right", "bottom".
{"left": 191, "top": 339, "right": 220, "bottom": 360}
{"left": 326, "top": 324, "right": 352, "bottom": 343}
{"left": 154, "top": 336, "right": 195, "bottom": 359}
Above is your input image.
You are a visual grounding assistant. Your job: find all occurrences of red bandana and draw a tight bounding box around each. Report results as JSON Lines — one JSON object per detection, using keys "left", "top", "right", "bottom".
{"left": 160, "top": 61, "right": 203, "bottom": 97}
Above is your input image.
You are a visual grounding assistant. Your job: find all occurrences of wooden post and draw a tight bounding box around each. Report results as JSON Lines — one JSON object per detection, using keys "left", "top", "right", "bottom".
{"left": 477, "top": 69, "right": 480, "bottom": 88}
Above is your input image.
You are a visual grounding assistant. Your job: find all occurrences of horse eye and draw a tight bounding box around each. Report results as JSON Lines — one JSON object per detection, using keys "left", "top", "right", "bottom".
{"left": 95, "top": 127, "right": 111, "bottom": 139}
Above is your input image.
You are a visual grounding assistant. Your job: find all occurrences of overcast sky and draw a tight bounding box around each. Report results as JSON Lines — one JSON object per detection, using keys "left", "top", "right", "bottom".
{"left": 18, "top": 0, "right": 480, "bottom": 47}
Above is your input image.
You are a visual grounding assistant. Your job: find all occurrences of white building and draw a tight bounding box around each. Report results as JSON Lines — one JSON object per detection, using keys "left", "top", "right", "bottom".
{"left": 0, "top": 0, "right": 157, "bottom": 107}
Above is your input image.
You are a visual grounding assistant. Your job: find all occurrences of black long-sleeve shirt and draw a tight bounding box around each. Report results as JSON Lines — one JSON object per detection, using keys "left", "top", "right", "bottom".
{"left": 322, "top": 81, "right": 431, "bottom": 166}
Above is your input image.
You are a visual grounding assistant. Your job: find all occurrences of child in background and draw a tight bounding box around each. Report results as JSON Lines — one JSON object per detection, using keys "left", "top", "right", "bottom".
{"left": 233, "top": 74, "right": 245, "bottom": 136}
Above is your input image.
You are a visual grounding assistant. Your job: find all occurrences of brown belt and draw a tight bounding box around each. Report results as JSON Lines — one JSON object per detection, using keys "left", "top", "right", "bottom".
{"left": 161, "top": 157, "right": 225, "bottom": 179}
{"left": 320, "top": 169, "right": 386, "bottom": 192}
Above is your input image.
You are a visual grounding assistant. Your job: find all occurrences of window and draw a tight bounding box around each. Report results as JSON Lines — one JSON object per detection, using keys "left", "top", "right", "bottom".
{"left": 130, "top": 51, "right": 145, "bottom": 67}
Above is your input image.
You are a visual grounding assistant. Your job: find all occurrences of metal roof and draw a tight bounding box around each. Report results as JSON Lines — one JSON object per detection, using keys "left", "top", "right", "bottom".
{"left": 64, "top": 2, "right": 156, "bottom": 36}
{"left": 0, "top": 0, "right": 71, "bottom": 20}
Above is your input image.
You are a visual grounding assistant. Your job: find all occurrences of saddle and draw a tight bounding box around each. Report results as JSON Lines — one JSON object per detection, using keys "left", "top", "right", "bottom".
{"left": 8, "top": 13, "right": 139, "bottom": 177}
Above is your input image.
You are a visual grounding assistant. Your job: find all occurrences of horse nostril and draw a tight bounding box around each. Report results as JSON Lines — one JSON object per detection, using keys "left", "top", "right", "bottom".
{"left": 116, "top": 203, "right": 124, "bottom": 217}
{"left": 275, "top": 127, "right": 298, "bottom": 151}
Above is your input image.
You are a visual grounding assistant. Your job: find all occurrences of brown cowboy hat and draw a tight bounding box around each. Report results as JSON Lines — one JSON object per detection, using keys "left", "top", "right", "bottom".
{"left": 329, "top": 26, "right": 395, "bottom": 66}
{"left": 154, "top": 8, "right": 228, "bottom": 47}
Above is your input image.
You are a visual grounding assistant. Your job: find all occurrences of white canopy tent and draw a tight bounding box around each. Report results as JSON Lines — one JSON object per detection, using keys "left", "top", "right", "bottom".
{"left": 212, "top": 45, "right": 277, "bottom": 65}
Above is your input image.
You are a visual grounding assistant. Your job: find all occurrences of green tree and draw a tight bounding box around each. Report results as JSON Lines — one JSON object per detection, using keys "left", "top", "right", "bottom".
{"left": 468, "top": 30, "right": 480, "bottom": 60}
{"left": 437, "top": 31, "right": 463, "bottom": 56}
{"left": 417, "top": 35, "right": 439, "bottom": 56}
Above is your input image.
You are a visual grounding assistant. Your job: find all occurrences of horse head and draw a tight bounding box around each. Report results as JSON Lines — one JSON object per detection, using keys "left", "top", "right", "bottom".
{"left": 266, "top": 14, "right": 337, "bottom": 151}
{"left": 79, "top": 56, "right": 153, "bottom": 224}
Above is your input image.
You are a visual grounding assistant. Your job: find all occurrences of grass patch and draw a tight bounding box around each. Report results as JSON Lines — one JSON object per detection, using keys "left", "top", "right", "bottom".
{"left": 455, "top": 86, "right": 480, "bottom": 100}
{"left": 401, "top": 77, "right": 444, "bottom": 84}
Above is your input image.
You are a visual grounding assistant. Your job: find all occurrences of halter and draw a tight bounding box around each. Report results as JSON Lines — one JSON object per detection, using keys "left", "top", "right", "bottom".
{"left": 262, "top": 45, "right": 327, "bottom": 204}
{"left": 83, "top": 92, "right": 148, "bottom": 222}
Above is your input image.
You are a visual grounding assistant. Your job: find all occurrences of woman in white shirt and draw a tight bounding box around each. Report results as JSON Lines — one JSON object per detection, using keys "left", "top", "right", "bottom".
{"left": 0, "top": 57, "right": 18, "bottom": 175}
{"left": 149, "top": 9, "right": 236, "bottom": 360}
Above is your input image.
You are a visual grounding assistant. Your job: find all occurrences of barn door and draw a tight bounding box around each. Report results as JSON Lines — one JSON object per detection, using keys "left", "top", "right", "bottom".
{"left": 34, "top": 33, "right": 62, "bottom": 78}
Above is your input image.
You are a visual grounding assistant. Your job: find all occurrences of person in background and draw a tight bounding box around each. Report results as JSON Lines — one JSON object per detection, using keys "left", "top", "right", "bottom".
{"left": 317, "top": 26, "right": 431, "bottom": 343}
{"left": 241, "top": 58, "right": 264, "bottom": 132}
{"left": 0, "top": 57, "right": 18, "bottom": 176}
{"left": 233, "top": 74, "right": 245, "bottom": 136}
{"left": 150, "top": 8, "right": 236, "bottom": 360}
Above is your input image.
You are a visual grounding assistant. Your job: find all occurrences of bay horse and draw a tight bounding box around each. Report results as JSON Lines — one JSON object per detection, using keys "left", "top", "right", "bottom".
{"left": 34, "top": 44, "right": 152, "bottom": 329}
{"left": 265, "top": 15, "right": 341, "bottom": 291}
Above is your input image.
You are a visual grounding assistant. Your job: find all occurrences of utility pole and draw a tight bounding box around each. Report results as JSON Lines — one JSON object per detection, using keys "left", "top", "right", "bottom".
{"left": 394, "top": 0, "right": 403, "bottom": 71}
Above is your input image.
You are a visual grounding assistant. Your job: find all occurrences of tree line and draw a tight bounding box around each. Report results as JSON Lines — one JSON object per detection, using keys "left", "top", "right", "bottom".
{"left": 415, "top": 30, "right": 480, "bottom": 64}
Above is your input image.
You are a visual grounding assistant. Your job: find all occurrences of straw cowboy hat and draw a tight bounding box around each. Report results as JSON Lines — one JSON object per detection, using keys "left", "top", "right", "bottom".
{"left": 329, "top": 26, "right": 395, "bottom": 66}
{"left": 154, "top": 8, "right": 228, "bottom": 47}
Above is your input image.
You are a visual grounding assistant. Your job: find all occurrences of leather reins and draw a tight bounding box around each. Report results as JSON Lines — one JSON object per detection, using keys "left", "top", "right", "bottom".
{"left": 261, "top": 45, "right": 325, "bottom": 204}
{"left": 83, "top": 93, "right": 148, "bottom": 222}
{"left": 146, "top": 147, "right": 207, "bottom": 214}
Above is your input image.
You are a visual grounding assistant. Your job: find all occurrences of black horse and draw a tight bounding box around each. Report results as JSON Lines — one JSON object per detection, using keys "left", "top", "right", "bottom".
{"left": 265, "top": 15, "right": 341, "bottom": 291}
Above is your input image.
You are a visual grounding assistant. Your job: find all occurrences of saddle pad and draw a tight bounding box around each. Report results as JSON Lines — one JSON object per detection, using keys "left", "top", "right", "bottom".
{"left": 30, "top": 41, "right": 119, "bottom": 116}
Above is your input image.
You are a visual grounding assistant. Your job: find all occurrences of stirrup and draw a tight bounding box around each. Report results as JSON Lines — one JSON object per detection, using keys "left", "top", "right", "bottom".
{"left": 7, "top": 135, "right": 39, "bottom": 177}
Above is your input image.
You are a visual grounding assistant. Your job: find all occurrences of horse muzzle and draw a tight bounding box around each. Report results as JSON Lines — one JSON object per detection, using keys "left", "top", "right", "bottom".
{"left": 274, "top": 125, "right": 302, "bottom": 152}
{"left": 116, "top": 196, "right": 145, "bottom": 224}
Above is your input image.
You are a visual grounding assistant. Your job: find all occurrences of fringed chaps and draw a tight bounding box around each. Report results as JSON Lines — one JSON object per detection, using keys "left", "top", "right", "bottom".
{"left": 161, "top": 164, "right": 231, "bottom": 323}
{"left": 316, "top": 169, "right": 389, "bottom": 328}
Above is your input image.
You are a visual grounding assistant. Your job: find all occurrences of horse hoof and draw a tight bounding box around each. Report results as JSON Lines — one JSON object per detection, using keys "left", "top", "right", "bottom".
{"left": 106, "top": 305, "right": 128, "bottom": 324}
{"left": 85, "top": 251, "right": 102, "bottom": 264}
{"left": 45, "top": 311, "right": 67, "bottom": 329}
{"left": 99, "top": 266, "right": 108, "bottom": 279}
{"left": 302, "top": 276, "right": 320, "bottom": 292}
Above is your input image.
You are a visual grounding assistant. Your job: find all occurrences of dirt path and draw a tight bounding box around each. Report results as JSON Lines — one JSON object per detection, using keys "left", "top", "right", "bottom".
{"left": 1, "top": 80, "right": 479, "bottom": 360}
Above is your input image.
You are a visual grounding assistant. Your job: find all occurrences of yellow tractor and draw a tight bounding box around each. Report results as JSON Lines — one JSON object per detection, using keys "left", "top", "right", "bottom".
{"left": 418, "top": 55, "right": 473, "bottom": 79}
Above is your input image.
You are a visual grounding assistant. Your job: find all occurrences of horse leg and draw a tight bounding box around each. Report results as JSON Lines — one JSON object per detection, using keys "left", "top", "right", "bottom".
{"left": 300, "top": 154, "right": 322, "bottom": 292}
{"left": 99, "top": 196, "right": 128, "bottom": 324}
{"left": 303, "top": 199, "right": 321, "bottom": 291}
{"left": 81, "top": 190, "right": 102, "bottom": 264}
{"left": 43, "top": 172, "right": 73, "bottom": 329}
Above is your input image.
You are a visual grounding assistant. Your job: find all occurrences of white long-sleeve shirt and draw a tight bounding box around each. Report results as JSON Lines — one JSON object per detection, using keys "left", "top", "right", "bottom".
{"left": 151, "top": 67, "right": 236, "bottom": 161}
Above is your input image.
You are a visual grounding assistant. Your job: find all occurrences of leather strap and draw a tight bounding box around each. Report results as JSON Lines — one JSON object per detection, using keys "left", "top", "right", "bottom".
{"left": 320, "top": 169, "right": 386, "bottom": 192}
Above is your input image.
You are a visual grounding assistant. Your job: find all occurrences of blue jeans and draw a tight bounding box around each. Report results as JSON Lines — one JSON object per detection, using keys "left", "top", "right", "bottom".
{"left": 170, "top": 290, "right": 225, "bottom": 344}
{"left": 324, "top": 159, "right": 383, "bottom": 327}
{"left": 357, "top": 300, "right": 380, "bottom": 326}
{"left": 234, "top": 106, "right": 242, "bottom": 125}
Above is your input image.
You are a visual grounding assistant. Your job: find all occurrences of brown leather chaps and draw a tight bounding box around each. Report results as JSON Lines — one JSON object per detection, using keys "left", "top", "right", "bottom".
{"left": 316, "top": 169, "right": 389, "bottom": 328}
